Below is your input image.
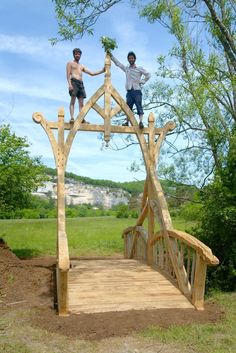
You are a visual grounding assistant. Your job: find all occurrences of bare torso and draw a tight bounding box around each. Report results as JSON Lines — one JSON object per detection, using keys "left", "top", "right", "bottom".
{"left": 68, "top": 61, "right": 84, "bottom": 81}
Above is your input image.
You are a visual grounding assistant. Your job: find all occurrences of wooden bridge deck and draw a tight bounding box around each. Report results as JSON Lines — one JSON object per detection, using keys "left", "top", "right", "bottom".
{"left": 68, "top": 259, "right": 194, "bottom": 314}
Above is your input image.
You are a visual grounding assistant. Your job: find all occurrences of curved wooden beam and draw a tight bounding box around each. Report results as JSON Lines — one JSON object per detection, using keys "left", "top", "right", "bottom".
{"left": 150, "top": 229, "right": 219, "bottom": 266}
{"left": 64, "top": 84, "right": 105, "bottom": 164}
{"left": 154, "top": 121, "right": 176, "bottom": 166}
{"left": 32, "top": 112, "right": 58, "bottom": 165}
{"left": 136, "top": 200, "right": 148, "bottom": 226}
{"left": 122, "top": 226, "right": 148, "bottom": 242}
{"left": 149, "top": 169, "right": 173, "bottom": 230}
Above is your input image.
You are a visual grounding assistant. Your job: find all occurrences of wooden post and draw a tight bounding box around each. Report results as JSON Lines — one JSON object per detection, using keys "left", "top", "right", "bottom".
{"left": 192, "top": 254, "right": 207, "bottom": 310}
{"left": 57, "top": 108, "right": 66, "bottom": 252}
{"left": 56, "top": 108, "right": 69, "bottom": 316}
{"left": 104, "top": 52, "right": 111, "bottom": 145}
{"left": 147, "top": 113, "right": 156, "bottom": 265}
{"left": 56, "top": 268, "right": 69, "bottom": 316}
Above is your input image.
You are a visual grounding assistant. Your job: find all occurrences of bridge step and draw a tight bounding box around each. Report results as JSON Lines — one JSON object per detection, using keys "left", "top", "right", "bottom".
{"left": 68, "top": 259, "right": 193, "bottom": 314}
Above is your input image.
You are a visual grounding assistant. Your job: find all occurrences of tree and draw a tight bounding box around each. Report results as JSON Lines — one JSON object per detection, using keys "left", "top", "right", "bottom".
{"left": 140, "top": 0, "right": 235, "bottom": 185}
{"left": 194, "top": 130, "right": 236, "bottom": 291}
{"left": 50, "top": 0, "right": 123, "bottom": 44}
{"left": 0, "top": 125, "right": 47, "bottom": 217}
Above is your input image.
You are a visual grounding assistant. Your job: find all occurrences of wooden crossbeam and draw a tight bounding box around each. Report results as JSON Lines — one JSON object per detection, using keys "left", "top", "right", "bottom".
{"left": 47, "top": 121, "right": 166, "bottom": 135}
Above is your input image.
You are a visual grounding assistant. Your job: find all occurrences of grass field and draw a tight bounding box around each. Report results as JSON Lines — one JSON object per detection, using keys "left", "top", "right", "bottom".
{"left": 0, "top": 216, "right": 195, "bottom": 258}
{"left": 141, "top": 291, "right": 236, "bottom": 353}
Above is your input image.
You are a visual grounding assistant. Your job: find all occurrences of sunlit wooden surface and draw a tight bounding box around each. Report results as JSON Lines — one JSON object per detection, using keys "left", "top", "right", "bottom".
{"left": 68, "top": 259, "right": 194, "bottom": 314}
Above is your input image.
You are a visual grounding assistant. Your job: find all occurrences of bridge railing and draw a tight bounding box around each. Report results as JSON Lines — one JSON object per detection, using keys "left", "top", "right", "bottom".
{"left": 122, "top": 226, "right": 219, "bottom": 310}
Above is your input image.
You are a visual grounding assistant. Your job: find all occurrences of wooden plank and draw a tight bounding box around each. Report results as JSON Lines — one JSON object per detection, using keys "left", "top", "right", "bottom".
{"left": 68, "top": 259, "right": 193, "bottom": 314}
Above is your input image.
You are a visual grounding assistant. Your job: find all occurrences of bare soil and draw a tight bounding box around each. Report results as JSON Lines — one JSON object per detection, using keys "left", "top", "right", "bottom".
{"left": 0, "top": 239, "right": 225, "bottom": 341}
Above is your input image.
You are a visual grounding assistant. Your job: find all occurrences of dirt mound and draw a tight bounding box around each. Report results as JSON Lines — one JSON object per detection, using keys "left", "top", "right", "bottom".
{"left": 0, "top": 239, "right": 225, "bottom": 341}
{"left": 0, "top": 239, "right": 56, "bottom": 306}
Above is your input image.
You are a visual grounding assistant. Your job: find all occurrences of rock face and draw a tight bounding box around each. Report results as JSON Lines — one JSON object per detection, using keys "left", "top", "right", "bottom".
{"left": 33, "top": 178, "right": 130, "bottom": 209}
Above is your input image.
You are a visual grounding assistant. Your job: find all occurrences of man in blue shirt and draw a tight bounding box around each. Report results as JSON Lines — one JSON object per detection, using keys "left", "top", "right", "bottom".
{"left": 110, "top": 51, "right": 151, "bottom": 129}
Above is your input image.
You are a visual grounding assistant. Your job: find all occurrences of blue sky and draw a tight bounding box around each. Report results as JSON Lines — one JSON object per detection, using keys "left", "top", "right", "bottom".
{"left": 0, "top": 0, "right": 174, "bottom": 182}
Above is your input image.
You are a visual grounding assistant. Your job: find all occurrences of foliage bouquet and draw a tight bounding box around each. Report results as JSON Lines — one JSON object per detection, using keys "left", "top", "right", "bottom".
{"left": 100, "top": 36, "right": 118, "bottom": 52}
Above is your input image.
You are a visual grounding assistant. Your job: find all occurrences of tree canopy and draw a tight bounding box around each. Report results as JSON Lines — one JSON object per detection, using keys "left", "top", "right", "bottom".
{"left": 140, "top": 0, "right": 235, "bottom": 185}
{"left": 0, "top": 125, "right": 47, "bottom": 217}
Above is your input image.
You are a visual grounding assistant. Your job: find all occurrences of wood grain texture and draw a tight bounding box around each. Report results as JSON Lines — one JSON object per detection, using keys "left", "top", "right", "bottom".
{"left": 68, "top": 259, "right": 193, "bottom": 314}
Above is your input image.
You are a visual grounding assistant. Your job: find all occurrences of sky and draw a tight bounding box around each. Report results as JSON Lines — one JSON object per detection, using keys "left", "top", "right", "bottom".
{"left": 0, "top": 0, "right": 174, "bottom": 182}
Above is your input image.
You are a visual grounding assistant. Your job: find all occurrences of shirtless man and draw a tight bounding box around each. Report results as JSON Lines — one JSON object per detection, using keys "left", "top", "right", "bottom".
{"left": 66, "top": 48, "right": 105, "bottom": 123}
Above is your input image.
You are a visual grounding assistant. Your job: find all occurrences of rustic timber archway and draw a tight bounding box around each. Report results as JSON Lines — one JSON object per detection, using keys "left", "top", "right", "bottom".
{"left": 33, "top": 53, "right": 219, "bottom": 316}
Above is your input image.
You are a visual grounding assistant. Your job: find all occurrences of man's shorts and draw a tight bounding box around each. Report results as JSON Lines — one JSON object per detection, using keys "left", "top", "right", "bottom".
{"left": 69, "top": 78, "right": 86, "bottom": 99}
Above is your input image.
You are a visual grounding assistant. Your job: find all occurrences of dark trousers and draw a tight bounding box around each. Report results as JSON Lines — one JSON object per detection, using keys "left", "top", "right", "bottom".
{"left": 126, "top": 89, "right": 143, "bottom": 116}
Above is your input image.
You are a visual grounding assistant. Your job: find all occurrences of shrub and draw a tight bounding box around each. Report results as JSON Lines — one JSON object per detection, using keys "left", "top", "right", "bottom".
{"left": 116, "top": 204, "right": 129, "bottom": 218}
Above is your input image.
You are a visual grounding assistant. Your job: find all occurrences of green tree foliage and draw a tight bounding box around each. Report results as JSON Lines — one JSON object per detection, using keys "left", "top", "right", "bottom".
{"left": 100, "top": 36, "right": 118, "bottom": 52}
{"left": 116, "top": 204, "right": 129, "bottom": 218}
{"left": 140, "top": 0, "right": 235, "bottom": 185}
{"left": 194, "top": 131, "right": 236, "bottom": 291}
{"left": 50, "top": 0, "right": 122, "bottom": 44}
{"left": 0, "top": 125, "right": 47, "bottom": 218}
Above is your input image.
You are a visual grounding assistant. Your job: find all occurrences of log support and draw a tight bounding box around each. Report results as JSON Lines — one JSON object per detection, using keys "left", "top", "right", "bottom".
{"left": 192, "top": 255, "right": 207, "bottom": 310}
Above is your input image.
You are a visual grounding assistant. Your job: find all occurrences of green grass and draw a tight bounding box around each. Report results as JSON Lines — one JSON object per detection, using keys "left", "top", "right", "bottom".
{"left": 0, "top": 217, "right": 130, "bottom": 257}
{"left": 141, "top": 292, "right": 236, "bottom": 353}
{"left": 0, "top": 216, "right": 196, "bottom": 258}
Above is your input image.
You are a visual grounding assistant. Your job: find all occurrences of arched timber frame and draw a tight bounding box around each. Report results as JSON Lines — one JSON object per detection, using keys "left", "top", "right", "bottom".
{"left": 33, "top": 53, "right": 219, "bottom": 316}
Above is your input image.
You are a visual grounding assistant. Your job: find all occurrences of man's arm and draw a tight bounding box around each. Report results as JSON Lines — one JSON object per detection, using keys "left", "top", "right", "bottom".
{"left": 66, "top": 62, "right": 73, "bottom": 90}
{"left": 83, "top": 66, "right": 105, "bottom": 76}
{"left": 110, "top": 53, "right": 126, "bottom": 72}
{"left": 140, "top": 67, "right": 151, "bottom": 85}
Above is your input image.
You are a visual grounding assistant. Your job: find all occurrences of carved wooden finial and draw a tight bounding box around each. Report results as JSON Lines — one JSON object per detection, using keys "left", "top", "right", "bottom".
{"left": 32, "top": 112, "right": 43, "bottom": 124}
{"left": 148, "top": 112, "right": 155, "bottom": 124}
{"left": 58, "top": 107, "right": 65, "bottom": 118}
{"left": 164, "top": 121, "right": 176, "bottom": 132}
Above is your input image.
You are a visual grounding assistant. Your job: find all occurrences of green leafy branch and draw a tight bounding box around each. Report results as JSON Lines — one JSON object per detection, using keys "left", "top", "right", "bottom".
{"left": 100, "top": 36, "right": 118, "bottom": 52}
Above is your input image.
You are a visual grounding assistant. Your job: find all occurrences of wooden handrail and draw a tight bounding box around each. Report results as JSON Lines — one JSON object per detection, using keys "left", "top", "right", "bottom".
{"left": 150, "top": 229, "right": 219, "bottom": 266}
{"left": 122, "top": 226, "right": 148, "bottom": 242}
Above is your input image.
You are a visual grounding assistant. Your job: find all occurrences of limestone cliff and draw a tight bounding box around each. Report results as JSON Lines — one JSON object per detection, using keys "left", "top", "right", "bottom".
{"left": 33, "top": 177, "right": 130, "bottom": 209}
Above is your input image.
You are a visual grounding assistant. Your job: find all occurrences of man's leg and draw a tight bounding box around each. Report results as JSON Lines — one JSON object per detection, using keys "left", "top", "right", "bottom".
{"left": 78, "top": 97, "right": 89, "bottom": 123}
{"left": 134, "top": 91, "right": 144, "bottom": 129}
{"left": 124, "top": 91, "right": 134, "bottom": 126}
{"left": 78, "top": 97, "right": 84, "bottom": 112}
{"left": 69, "top": 96, "right": 76, "bottom": 122}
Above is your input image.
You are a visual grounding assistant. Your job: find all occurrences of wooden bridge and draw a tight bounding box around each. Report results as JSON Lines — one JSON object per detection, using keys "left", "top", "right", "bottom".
{"left": 33, "top": 53, "right": 219, "bottom": 316}
{"left": 68, "top": 259, "right": 193, "bottom": 314}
